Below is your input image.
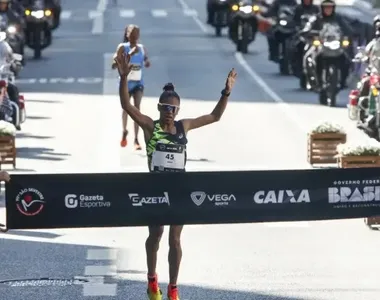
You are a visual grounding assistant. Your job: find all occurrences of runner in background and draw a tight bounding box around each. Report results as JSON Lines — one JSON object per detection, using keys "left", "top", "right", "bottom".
{"left": 114, "top": 48, "right": 237, "bottom": 300}
{"left": 112, "top": 24, "right": 151, "bottom": 150}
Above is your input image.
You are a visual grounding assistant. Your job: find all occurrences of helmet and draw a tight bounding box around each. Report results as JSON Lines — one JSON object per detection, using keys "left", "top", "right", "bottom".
{"left": 320, "top": 0, "right": 335, "bottom": 7}
{"left": 320, "top": 0, "right": 335, "bottom": 16}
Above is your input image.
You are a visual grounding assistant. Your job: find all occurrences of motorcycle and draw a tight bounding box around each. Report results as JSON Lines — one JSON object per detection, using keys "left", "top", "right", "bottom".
{"left": 273, "top": 5, "right": 296, "bottom": 75}
{"left": 303, "top": 24, "right": 350, "bottom": 106}
{"left": 0, "top": 14, "right": 24, "bottom": 62}
{"left": 210, "top": 0, "right": 231, "bottom": 37}
{"left": 348, "top": 46, "right": 380, "bottom": 139}
{"left": 24, "top": 1, "right": 53, "bottom": 59}
{"left": 0, "top": 59, "right": 26, "bottom": 130}
{"left": 228, "top": 0, "right": 260, "bottom": 53}
{"left": 288, "top": 14, "right": 316, "bottom": 80}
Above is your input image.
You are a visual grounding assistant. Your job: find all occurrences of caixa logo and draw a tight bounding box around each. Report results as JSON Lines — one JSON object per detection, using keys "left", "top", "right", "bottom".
{"left": 328, "top": 186, "right": 380, "bottom": 203}
{"left": 253, "top": 190, "right": 310, "bottom": 204}
{"left": 128, "top": 192, "right": 170, "bottom": 207}
{"left": 190, "top": 191, "right": 236, "bottom": 206}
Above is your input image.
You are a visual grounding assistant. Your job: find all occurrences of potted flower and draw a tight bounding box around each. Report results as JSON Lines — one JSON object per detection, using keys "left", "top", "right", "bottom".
{"left": 337, "top": 140, "right": 380, "bottom": 230}
{"left": 336, "top": 141, "right": 380, "bottom": 168}
{"left": 308, "top": 122, "right": 347, "bottom": 165}
{"left": 0, "top": 120, "right": 16, "bottom": 168}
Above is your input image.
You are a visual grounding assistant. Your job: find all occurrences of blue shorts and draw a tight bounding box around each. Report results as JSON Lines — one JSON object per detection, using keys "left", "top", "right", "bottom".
{"left": 128, "top": 81, "right": 144, "bottom": 94}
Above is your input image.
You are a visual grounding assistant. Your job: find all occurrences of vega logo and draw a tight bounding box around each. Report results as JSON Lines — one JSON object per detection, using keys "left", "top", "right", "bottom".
{"left": 253, "top": 189, "right": 310, "bottom": 204}
{"left": 128, "top": 192, "right": 170, "bottom": 207}
{"left": 190, "top": 191, "right": 236, "bottom": 206}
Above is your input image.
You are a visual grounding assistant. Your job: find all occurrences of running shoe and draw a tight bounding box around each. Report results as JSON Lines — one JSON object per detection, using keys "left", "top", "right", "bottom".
{"left": 120, "top": 130, "right": 128, "bottom": 147}
{"left": 147, "top": 274, "right": 162, "bottom": 300}
{"left": 167, "top": 284, "right": 180, "bottom": 300}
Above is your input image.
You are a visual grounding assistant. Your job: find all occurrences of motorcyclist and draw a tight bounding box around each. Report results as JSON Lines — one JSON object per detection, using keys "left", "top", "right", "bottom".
{"left": 265, "top": 0, "right": 297, "bottom": 62}
{"left": 22, "top": 0, "right": 61, "bottom": 28}
{"left": 302, "top": 0, "right": 355, "bottom": 89}
{"left": 288, "top": 0, "right": 319, "bottom": 76}
{"left": 350, "top": 15, "right": 380, "bottom": 113}
{"left": 0, "top": 0, "right": 22, "bottom": 25}
{"left": 206, "top": 0, "right": 236, "bottom": 25}
{"left": 293, "top": 0, "right": 319, "bottom": 26}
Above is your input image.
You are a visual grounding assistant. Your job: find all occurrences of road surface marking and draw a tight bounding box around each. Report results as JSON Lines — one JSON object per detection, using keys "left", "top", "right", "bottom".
{"left": 16, "top": 77, "right": 103, "bottom": 84}
{"left": 83, "top": 248, "right": 117, "bottom": 296}
{"left": 151, "top": 9, "right": 168, "bottom": 17}
{"left": 88, "top": 10, "right": 102, "bottom": 19}
{"left": 85, "top": 265, "right": 117, "bottom": 276}
{"left": 60, "top": 10, "right": 72, "bottom": 19}
{"left": 119, "top": 9, "right": 135, "bottom": 18}
{"left": 83, "top": 283, "right": 117, "bottom": 296}
{"left": 176, "top": 0, "right": 208, "bottom": 33}
{"left": 91, "top": 0, "right": 108, "bottom": 34}
{"left": 183, "top": 9, "right": 198, "bottom": 16}
{"left": 87, "top": 249, "right": 118, "bottom": 260}
{"left": 102, "top": 53, "right": 117, "bottom": 94}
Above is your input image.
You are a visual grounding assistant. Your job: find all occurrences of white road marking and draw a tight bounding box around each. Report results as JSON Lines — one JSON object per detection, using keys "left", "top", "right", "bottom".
{"left": 60, "top": 10, "right": 72, "bottom": 20}
{"left": 98, "top": 53, "right": 122, "bottom": 171}
{"left": 176, "top": 0, "right": 208, "bottom": 33}
{"left": 91, "top": 0, "right": 108, "bottom": 34}
{"left": 119, "top": 9, "right": 135, "bottom": 18}
{"left": 87, "top": 249, "right": 118, "bottom": 260}
{"left": 88, "top": 10, "right": 102, "bottom": 19}
{"left": 83, "top": 283, "right": 117, "bottom": 296}
{"left": 102, "top": 53, "right": 117, "bottom": 94}
{"left": 16, "top": 77, "right": 103, "bottom": 84}
{"left": 84, "top": 265, "right": 117, "bottom": 276}
{"left": 183, "top": 9, "right": 198, "bottom": 17}
{"left": 151, "top": 9, "right": 168, "bottom": 17}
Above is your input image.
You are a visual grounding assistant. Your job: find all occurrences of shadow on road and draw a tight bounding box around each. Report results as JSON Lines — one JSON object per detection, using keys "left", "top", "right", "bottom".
{"left": 0, "top": 239, "right": 310, "bottom": 300}
{"left": 4, "top": 230, "right": 62, "bottom": 239}
{"left": 16, "top": 147, "right": 70, "bottom": 161}
{"left": 26, "top": 116, "right": 52, "bottom": 121}
{"left": 26, "top": 99, "right": 63, "bottom": 104}
{"left": 16, "top": 133, "right": 54, "bottom": 140}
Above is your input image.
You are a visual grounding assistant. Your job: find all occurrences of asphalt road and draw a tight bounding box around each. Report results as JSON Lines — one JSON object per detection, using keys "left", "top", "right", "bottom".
{"left": 0, "top": 0, "right": 379, "bottom": 299}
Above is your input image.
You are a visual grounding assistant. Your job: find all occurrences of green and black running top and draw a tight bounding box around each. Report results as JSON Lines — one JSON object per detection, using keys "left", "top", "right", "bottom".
{"left": 146, "top": 120, "right": 188, "bottom": 172}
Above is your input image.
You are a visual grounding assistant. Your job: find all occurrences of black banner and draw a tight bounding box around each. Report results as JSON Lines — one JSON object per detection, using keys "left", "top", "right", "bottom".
{"left": 4, "top": 168, "right": 380, "bottom": 230}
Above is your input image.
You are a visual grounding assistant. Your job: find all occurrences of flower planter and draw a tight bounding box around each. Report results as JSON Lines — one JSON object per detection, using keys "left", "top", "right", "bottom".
{"left": 337, "top": 155, "right": 380, "bottom": 168}
{"left": 338, "top": 155, "right": 380, "bottom": 230}
{"left": 307, "top": 132, "right": 346, "bottom": 165}
{"left": 0, "top": 135, "right": 16, "bottom": 168}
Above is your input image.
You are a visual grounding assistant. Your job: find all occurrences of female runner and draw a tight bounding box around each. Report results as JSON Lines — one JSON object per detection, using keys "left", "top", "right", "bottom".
{"left": 114, "top": 48, "right": 237, "bottom": 300}
{"left": 112, "top": 24, "right": 151, "bottom": 150}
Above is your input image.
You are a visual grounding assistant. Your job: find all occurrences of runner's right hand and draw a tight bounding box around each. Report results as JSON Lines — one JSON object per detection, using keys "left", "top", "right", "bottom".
{"left": 115, "top": 52, "right": 132, "bottom": 77}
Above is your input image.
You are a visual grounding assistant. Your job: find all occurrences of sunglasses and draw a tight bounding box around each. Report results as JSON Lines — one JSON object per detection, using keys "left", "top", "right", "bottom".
{"left": 158, "top": 103, "right": 179, "bottom": 113}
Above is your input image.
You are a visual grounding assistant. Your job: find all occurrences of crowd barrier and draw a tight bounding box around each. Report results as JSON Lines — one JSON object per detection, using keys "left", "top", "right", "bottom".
{"left": 2, "top": 167, "right": 380, "bottom": 231}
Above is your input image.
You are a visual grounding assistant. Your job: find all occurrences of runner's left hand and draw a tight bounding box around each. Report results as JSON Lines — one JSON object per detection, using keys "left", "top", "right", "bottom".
{"left": 225, "top": 68, "right": 237, "bottom": 92}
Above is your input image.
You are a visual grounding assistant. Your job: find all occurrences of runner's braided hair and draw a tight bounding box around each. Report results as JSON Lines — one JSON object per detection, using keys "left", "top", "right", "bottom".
{"left": 159, "top": 83, "right": 180, "bottom": 103}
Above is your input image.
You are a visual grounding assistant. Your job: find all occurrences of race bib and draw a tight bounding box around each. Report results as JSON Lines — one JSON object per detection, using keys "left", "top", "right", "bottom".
{"left": 127, "top": 64, "right": 142, "bottom": 81}
{"left": 151, "top": 143, "right": 185, "bottom": 172}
